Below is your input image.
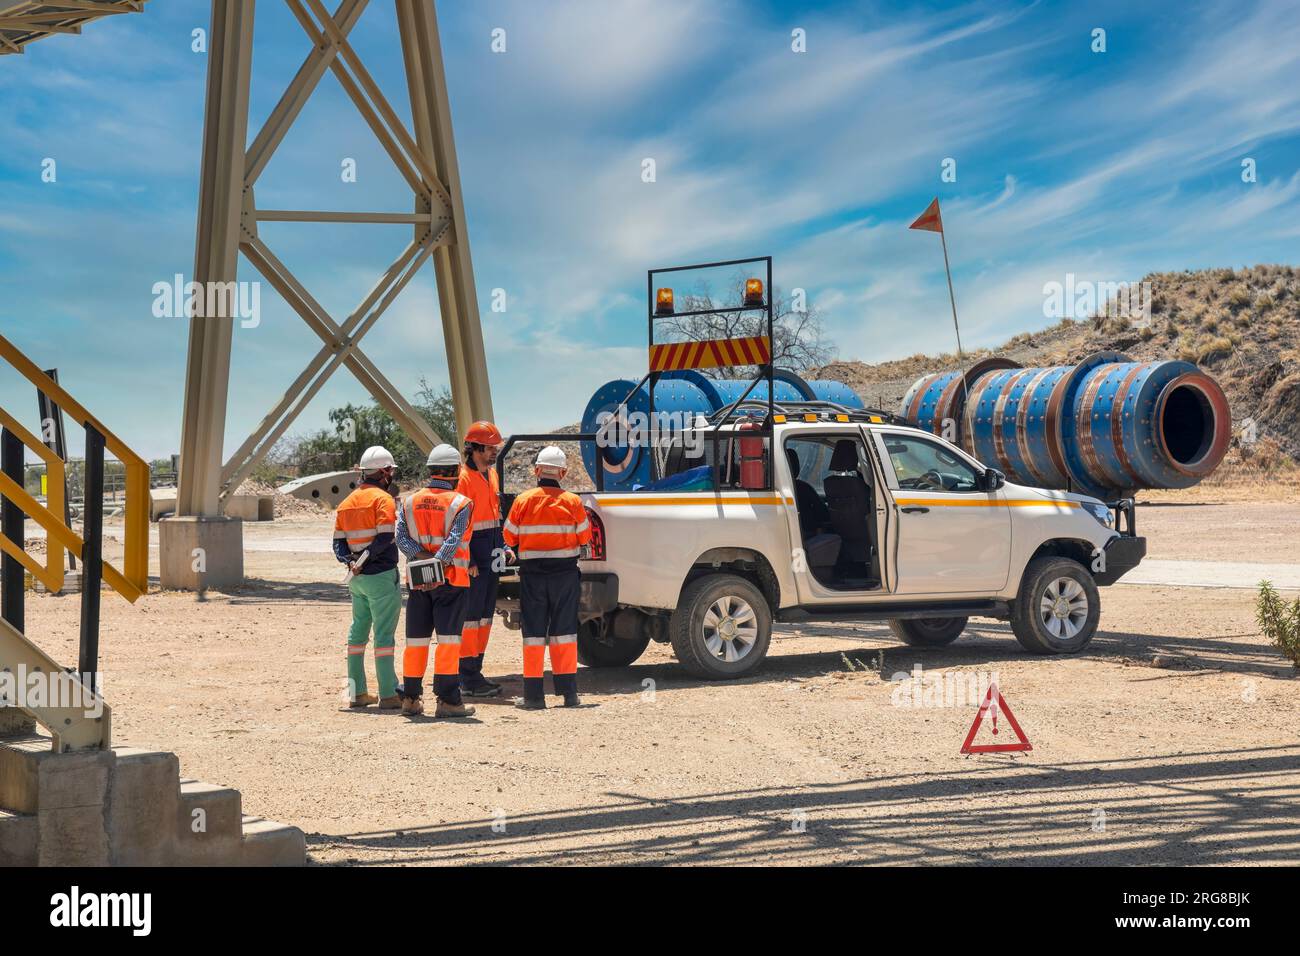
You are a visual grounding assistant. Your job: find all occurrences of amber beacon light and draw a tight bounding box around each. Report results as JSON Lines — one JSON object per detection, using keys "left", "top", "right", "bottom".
{"left": 655, "top": 287, "right": 675, "bottom": 316}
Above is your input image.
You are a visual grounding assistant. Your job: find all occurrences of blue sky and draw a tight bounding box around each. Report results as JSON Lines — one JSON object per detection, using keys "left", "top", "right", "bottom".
{"left": 1, "top": 0, "right": 1298, "bottom": 461}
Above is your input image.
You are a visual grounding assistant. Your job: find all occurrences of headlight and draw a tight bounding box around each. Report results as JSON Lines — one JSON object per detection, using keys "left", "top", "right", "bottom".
{"left": 1083, "top": 502, "right": 1113, "bottom": 528}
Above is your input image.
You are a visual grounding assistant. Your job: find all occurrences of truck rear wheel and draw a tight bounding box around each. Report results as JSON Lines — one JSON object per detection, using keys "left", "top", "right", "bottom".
{"left": 576, "top": 618, "right": 650, "bottom": 668}
{"left": 888, "top": 617, "right": 967, "bottom": 647}
{"left": 1011, "top": 556, "right": 1100, "bottom": 654}
{"left": 670, "top": 573, "right": 772, "bottom": 680}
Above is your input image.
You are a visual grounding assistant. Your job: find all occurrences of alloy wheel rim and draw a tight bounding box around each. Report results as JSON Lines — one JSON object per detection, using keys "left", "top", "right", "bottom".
{"left": 702, "top": 595, "right": 758, "bottom": 662}
{"left": 1038, "top": 576, "right": 1088, "bottom": 640}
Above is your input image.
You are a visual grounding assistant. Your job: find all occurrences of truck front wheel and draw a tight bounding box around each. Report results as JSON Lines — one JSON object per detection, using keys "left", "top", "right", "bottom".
{"left": 888, "top": 617, "right": 967, "bottom": 647}
{"left": 670, "top": 573, "right": 772, "bottom": 680}
{"left": 1011, "top": 556, "right": 1100, "bottom": 654}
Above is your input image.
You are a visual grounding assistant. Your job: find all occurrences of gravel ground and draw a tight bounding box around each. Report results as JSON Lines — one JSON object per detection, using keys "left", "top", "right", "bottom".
{"left": 15, "top": 491, "right": 1300, "bottom": 866}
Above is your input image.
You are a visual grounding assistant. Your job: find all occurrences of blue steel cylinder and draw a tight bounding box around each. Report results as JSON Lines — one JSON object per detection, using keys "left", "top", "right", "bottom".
{"left": 901, "top": 352, "right": 1231, "bottom": 498}
{"left": 582, "top": 369, "right": 864, "bottom": 491}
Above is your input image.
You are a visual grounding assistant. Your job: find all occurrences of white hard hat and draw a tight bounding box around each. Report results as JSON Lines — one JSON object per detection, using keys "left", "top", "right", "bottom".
{"left": 426, "top": 443, "right": 461, "bottom": 467}
{"left": 535, "top": 446, "right": 567, "bottom": 470}
{"left": 359, "top": 446, "right": 395, "bottom": 471}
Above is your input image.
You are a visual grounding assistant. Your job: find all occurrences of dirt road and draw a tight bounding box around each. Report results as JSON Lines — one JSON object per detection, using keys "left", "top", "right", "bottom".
{"left": 18, "top": 492, "right": 1300, "bottom": 866}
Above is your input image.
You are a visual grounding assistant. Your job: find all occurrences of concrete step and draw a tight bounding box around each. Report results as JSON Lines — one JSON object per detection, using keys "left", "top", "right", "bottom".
{"left": 0, "top": 731, "right": 305, "bottom": 866}
{"left": 108, "top": 746, "right": 180, "bottom": 865}
{"left": 0, "top": 808, "right": 37, "bottom": 866}
{"left": 173, "top": 779, "right": 243, "bottom": 865}
{"left": 240, "top": 815, "right": 307, "bottom": 867}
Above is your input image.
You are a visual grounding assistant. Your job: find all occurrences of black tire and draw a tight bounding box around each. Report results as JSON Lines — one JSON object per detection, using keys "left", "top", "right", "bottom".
{"left": 888, "top": 616, "right": 968, "bottom": 647}
{"left": 669, "top": 573, "right": 772, "bottom": 680}
{"left": 576, "top": 618, "right": 651, "bottom": 668}
{"left": 1011, "top": 556, "right": 1100, "bottom": 654}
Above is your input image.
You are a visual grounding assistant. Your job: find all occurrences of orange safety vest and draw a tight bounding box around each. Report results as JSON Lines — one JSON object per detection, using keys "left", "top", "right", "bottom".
{"left": 503, "top": 486, "right": 591, "bottom": 560}
{"left": 402, "top": 487, "right": 474, "bottom": 587}
{"left": 334, "top": 485, "right": 396, "bottom": 554}
{"left": 456, "top": 463, "right": 502, "bottom": 535}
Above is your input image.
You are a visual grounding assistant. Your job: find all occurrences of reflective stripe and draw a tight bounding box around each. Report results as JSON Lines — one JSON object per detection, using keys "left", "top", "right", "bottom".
{"left": 551, "top": 633, "right": 577, "bottom": 645}
{"left": 449, "top": 557, "right": 472, "bottom": 568}
{"left": 374, "top": 647, "right": 394, "bottom": 657}
{"left": 332, "top": 530, "right": 348, "bottom": 540}
{"left": 503, "top": 519, "right": 520, "bottom": 535}
{"left": 347, "top": 645, "right": 367, "bottom": 654}
{"left": 436, "top": 633, "right": 462, "bottom": 644}
{"left": 522, "top": 637, "right": 546, "bottom": 646}
{"left": 575, "top": 520, "right": 589, "bottom": 534}
{"left": 406, "top": 637, "right": 431, "bottom": 648}
{"left": 513, "top": 522, "right": 583, "bottom": 534}
{"left": 472, "top": 518, "right": 501, "bottom": 530}
{"left": 376, "top": 523, "right": 394, "bottom": 534}
{"left": 517, "top": 547, "right": 581, "bottom": 559}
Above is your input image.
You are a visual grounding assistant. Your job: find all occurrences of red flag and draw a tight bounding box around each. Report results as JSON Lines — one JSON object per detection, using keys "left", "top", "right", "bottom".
{"left": 909, "top": 197, "right": 943, "bottom": 233}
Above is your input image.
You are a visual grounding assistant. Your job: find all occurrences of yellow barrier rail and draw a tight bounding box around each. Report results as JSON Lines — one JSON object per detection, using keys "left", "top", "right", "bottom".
{"left": 0, "top": 332, "right": 148, "bottom": 602}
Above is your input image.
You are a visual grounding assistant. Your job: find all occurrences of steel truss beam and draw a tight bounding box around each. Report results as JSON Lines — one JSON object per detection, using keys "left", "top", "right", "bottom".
{"left": 176, "top": 0, "right": 493, "bottom": 526}
{"left": 0, "top": 1, "right": 147, "bottom": 55}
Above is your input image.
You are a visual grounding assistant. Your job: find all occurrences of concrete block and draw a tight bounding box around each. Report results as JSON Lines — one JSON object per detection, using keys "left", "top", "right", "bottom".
{"left": 240, "top": 816, "right": 306, "bottom": 867}
{"left": 108, "top": 748, "right": 180, "bottom": 865}
{"left": 0, "top": 710, "right": 36, "bottom": 737}
{"left": 225, "top": 495, "right": 273, "bottom": 522}
{"left": 174, "top": 780, "right": 243, "bottom": 865}
{"left": 0, "top": 809, "right": 37, "bottom": 866}
{"left": 38, "top": 805, "right": 110, "bottom": 866}
{"left": 278, "top": 471, "right": 358, "bottom": 510}
{"left": 149, "top": 487, "right": 177, "bottom": 522}
{"left": 0, "top": 735, "right": 112, "bottom": 815}
{"left": 159, "top": 515, "right": 244, "bottom": 590}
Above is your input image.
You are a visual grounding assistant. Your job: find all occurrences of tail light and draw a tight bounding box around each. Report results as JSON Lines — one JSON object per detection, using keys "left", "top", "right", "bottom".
{"left": 584, "top": 506, "right": 606, "bottom": 560}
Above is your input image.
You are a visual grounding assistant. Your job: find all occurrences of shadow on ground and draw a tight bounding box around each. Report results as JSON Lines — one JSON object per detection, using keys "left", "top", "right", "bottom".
{"left": 306, "top": 744, "right": 1300, "bottom": 866}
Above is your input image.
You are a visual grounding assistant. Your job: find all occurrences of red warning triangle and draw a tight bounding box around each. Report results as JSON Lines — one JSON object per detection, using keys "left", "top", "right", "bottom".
{"left": 960, "top": 682, "right": 1032, "bottom": 754}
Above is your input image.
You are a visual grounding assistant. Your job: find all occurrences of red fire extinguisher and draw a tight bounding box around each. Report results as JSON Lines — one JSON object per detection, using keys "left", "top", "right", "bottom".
{"left": 737, "top": 417, "right": 766, "bottom": 489}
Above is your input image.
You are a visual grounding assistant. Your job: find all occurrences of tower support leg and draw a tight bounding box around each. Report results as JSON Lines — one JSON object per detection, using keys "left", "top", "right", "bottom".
{"left": 162, "top": 0, "right": 254, "bottom": 589}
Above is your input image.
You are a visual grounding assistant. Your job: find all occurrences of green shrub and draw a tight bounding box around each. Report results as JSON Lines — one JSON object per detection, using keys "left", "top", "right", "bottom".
{"left": 1257, "top": 581, "right": 1300, "bottom": 669}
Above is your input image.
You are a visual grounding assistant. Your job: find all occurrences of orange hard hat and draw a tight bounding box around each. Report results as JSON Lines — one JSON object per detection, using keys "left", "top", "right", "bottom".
{"left": 464, "top": 420, "right": 502, "bottom": 445}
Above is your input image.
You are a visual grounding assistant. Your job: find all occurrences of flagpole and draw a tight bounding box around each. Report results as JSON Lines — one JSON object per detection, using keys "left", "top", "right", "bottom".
{"left": 937, "top": 222, "right": 969, "bottom": 410}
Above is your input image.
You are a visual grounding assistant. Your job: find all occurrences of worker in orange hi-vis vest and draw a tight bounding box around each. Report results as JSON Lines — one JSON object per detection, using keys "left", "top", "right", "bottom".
{"left": 395, "top": 444, "right": 477, "bottom": 719}
{"left": 455, "top": 420, "right": 506, "bottom": 697}
{"left": 334, "top": 446, "right": 401, "bottom": 708}
{"left": 502, "top": 445, "right": 592, "bottom": 710}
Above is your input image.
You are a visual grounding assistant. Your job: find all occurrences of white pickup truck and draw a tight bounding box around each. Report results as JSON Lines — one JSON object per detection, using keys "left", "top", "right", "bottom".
{"left": 496, "top": 405, "right": 1146, "bottom": 680}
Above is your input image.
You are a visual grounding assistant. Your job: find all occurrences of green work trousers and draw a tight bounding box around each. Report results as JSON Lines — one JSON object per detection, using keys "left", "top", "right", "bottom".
{"left": 346, "top": 568, "right": 400, "bottom": 699}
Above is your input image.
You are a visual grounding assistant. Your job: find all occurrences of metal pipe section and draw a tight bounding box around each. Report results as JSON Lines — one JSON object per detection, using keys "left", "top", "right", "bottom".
{"left": 900, "top": 352, "right": 1231, "bottom": 498}
{"left": 582, "top": 369, "right": 863, "bottom": 491}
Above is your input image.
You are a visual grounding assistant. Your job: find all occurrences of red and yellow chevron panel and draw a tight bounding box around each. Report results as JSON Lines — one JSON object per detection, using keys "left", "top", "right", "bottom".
{"left": 649, "top": 335, "right": 771, "bottom": 372}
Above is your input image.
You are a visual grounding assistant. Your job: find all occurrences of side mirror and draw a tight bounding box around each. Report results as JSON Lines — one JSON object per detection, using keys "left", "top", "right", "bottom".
{"left": 983, "top": 468, "right": 1006, "bottom": 491}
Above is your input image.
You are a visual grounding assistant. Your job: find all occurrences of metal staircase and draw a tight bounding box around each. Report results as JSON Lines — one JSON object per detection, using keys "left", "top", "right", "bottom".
{"left": 0, "top": 332, "right": 303, "bottom": 865}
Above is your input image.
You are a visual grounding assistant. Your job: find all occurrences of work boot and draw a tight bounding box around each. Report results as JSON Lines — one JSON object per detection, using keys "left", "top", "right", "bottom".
{"left": 462, "top": 675, "right": 502, "bottom": 698}
{"left": 562, "top": 692, "right": 581, "bottom": 708}
{"left": 514, "top": 697, "right": 546, "bottom": 711}
{"left": 377, "top": 694, "right": 402, "bottom": 709}
{"left": 436, "top": 699, "right": 476, "bottom": 718}
{"left": 349, "top": 693, "right": 378, "bottom": 708}
{"left": 401, "top": 697, "right": 425, "bottom": 717}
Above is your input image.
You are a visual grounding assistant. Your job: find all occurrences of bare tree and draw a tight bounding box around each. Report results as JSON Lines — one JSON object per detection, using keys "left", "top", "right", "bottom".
{"left": 659, "top": 277, "right": 835, "bottom": 380}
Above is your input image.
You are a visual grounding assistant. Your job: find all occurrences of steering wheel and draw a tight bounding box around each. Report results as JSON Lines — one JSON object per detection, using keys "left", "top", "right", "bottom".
{"left": 921, "top": 469, "right": 948, "bottom": 490}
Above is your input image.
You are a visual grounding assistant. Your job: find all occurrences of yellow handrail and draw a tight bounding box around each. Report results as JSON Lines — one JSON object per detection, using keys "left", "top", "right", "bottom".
{"left": 0, "top": 332, "right": 148, "bottom": 602}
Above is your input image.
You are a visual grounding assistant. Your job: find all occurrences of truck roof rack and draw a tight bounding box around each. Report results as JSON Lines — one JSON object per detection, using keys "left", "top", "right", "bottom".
{"left": 706, "top": 399, "right": 910, "bottom": 429}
